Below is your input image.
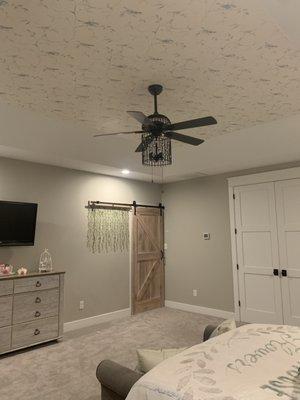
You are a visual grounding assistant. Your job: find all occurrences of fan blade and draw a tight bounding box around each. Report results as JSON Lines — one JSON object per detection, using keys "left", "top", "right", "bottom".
{"left": 127, "top": 111, "right": 154, "bottom": 127}
{"left": 167, "top": 116, "right": 217, "bottom": 131}
{"left": 135, "top": 135, "right": 155, "bottom": 152}
{"left": 164, "top": 131, "right": 204, "bottom": 146}
{"left": 135, "top": 142, "right": 145, "bottom": 152}
{"left": 94, "top": 130, "right": 143, "bottom": 137}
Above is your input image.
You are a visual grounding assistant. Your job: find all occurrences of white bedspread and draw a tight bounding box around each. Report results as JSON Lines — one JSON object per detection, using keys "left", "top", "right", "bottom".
{"left": 126, "top": 324, "right": 300, "bottom": 400}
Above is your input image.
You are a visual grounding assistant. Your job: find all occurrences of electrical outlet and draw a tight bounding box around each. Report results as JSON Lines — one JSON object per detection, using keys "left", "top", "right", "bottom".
{"left": 193, "top": 289, "right": 198, "bottom": 297}
{"left": 79, "top": 300, "right": 84, "bottom": 310}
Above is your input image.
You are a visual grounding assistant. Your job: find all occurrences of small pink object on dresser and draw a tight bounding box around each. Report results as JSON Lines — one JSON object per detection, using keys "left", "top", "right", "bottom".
{"left": 0, "top": 264, "right": 13, "bottom": 275}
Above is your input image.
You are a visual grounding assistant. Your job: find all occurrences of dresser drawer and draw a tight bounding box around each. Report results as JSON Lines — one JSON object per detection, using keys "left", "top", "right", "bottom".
{"left": 0, "top": 280, "right": 13, "bottom": 296}
{"left": 0, "top": 295, "right": 12, "bottom": 327}
{"left": 12, "top": 317, "right": 59, "bottom": 349}
{"left": 14, "top": 275, "right": 59, "bottom": 293}
{"left": 0, "top": 326, "right": 11, "bottom": 353}
{"left": 13, "top": 289, "right": 59, "bottom": 324}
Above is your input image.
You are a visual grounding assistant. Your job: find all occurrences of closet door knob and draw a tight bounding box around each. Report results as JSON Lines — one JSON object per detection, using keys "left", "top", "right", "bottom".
{"left": 35, "top": 311, "right": 41, "bottom": 318}
{"left": 34, "top": 329, "right": 40, "bottom": 336}
{"left": 273, "top": 269, "right": 279, "bottom": 276}
{"left": 36, "top": 281, "right": 41, "bottom": 287}
{"left": 281, "top": 269, "right": 287, "bottom": 277}
{"left": 35, "top": 297, "right": 41, "bottom": 304}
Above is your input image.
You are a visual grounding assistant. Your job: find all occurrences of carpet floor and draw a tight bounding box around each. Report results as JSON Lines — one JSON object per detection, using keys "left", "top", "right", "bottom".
{"left": 0, "top": 307, "right": 223, "bottom": 400}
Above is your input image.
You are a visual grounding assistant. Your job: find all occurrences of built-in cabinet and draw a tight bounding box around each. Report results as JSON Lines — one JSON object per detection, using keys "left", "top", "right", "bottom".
{"left": 0, "top": 271, "right": 64, "bottom": 355}
{"left": 229, "top": 169, "right": 300, "bottom": 326}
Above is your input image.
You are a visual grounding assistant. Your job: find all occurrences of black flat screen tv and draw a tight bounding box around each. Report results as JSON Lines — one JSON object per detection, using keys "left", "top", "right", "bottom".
{"left": 0, "top": 201, "right": 38, "bottom": 246}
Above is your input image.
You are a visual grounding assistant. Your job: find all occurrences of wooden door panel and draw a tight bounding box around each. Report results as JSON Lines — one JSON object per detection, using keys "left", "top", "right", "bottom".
{"left": 137, "top": 216, "right": 160, "bottom": 252}
{"left": 131, "top": 207, "right": 164, "bottom": 315}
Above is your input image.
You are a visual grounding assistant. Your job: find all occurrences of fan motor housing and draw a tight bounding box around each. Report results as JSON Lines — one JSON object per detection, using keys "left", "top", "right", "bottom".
{"left": 143, "top": 113, "right": 171, "bottom": 136}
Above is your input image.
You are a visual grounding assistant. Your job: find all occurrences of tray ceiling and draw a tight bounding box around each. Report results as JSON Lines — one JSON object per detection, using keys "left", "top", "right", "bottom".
{"left": 0, "top": 0, "right": 300, "bottom": 181}
{"left": 1, "top": 0, "right": 300, "bottom": 134}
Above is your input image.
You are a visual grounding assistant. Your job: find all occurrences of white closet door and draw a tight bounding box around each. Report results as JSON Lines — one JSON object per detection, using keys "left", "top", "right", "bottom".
{"left": 275, "top": 179, "right": 300, "bottom": 326}
{"left": 234, "top": 183, "right": 283, "bottom": 323}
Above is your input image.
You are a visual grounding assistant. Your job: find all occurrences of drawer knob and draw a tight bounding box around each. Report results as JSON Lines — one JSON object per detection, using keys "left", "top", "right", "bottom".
{"left": 35, "top": 297, "right": 41, "bottom": 304}
{"left": 36, "top": 281, "right": 42, "bottom": 287}
{"left": 34, "top": 329, "right": 40, "bottom": 336}
{"left": 35, "top": 311, "right": 41, "bottom": 318}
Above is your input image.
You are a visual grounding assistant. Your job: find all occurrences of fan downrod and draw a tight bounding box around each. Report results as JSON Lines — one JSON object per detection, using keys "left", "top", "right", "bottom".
{"left": 148, "top": 84, "right": 163, "bottom": 96}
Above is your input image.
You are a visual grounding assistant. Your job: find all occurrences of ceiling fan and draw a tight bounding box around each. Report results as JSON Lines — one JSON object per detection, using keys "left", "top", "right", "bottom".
{"left": 94, "top": 84, "right": 217, "bottom": 153}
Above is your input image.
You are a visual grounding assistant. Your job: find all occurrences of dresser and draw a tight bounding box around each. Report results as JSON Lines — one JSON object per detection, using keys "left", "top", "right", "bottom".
{"left": 0, "top": 271, "right": 64, "bottom": 355}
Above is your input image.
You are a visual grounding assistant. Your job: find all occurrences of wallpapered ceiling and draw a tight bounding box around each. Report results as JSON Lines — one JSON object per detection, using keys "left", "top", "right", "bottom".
{"left": 0, "top": 0, "right": 299, "bottom": 139}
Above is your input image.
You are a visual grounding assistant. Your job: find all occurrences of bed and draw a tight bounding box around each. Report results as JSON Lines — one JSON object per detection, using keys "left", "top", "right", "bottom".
{"left": 126, "top": 324, "right": 300, "bottom": 400}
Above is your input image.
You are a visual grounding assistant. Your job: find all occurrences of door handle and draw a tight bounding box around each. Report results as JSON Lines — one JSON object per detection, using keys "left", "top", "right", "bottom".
{"left": 273, "top": 269, "right": 279, "bottom": 276}
{"left": 281, "top": 269, "right": 287, "bottom": 277}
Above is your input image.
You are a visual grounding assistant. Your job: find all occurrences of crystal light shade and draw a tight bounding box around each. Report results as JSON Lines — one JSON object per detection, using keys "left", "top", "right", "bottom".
{"left": 142, "top": 133, "right": 172, "bottom": 166}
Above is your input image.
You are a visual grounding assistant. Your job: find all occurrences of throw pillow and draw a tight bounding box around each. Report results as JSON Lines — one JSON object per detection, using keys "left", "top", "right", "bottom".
{"left": 210, "top": 319, "right": 236, "bottom": 338}
{"left": 136, "top": 347, "right": 187, "bottom": 373}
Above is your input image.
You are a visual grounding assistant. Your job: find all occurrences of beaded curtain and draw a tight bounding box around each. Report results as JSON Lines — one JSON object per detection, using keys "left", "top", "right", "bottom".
{"left": 87, "top": 208, "right": 129, "bottom": 253}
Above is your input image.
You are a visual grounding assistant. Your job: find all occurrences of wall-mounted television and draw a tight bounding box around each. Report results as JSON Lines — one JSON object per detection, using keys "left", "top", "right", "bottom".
{"left": 0, "top": 201, "right": 38, "bottom": 246}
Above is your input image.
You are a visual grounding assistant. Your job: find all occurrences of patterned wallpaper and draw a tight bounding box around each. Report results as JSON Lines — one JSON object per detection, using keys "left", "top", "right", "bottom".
{"left": 0, "top": 0, "right": 299, "bottom": 139}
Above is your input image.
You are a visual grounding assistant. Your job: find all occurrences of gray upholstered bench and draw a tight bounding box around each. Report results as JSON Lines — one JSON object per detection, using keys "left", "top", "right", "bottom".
{"left": 96, "top": 324, "right": 217, "bottom": 400}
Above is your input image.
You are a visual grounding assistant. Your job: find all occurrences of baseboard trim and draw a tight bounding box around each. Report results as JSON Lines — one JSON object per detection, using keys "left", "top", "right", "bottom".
{"left": 64, "top": 308, "right": 131, "bottom": 332}
{"left": 165, "top": 300, "right": 234, "bottom": 319}
{"left": 63, "top": 302, "right": 233, "bottom": 333}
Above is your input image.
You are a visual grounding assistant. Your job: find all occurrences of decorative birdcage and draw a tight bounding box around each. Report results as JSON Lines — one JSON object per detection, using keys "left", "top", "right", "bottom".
{"left": 39, "top": 248, "right": 53, "bottom": 273}
{"left": 142, "top": 133, "right": 172, "bottom": 167}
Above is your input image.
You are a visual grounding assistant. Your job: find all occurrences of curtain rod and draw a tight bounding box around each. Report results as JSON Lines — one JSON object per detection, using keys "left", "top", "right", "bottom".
{"left": 85, "top": 201, "right": 164, "bottom": 215}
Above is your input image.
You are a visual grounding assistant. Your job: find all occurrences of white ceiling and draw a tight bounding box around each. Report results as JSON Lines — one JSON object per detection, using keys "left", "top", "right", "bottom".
{"left": 0, "top": 0, "right": 300, "bottom": 182}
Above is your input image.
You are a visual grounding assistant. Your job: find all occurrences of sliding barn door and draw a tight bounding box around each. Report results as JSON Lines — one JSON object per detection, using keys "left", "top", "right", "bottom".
{"left": 234, "top": 183, "right": 283, "bottom": 324}
{"left": 131, "top": 207, "right": 164, "bottom": 315}
{"left": 275, "top": 179, "right": 300, "bottom": 327}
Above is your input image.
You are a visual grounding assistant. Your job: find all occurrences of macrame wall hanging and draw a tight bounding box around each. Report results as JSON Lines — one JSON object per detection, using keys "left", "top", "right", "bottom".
{"left": 87, "top": 207, "right": 130, "bottom": 253}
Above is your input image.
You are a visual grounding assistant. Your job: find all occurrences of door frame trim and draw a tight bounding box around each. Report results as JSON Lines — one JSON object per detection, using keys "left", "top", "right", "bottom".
{"left": 228, "top": 185, "right": 241, "bottom": 321}
{"left": 228, "top": 166, "right": 300, "bottom": 322}
{"left": 228, "top": 166, "right": 300, "bottom": 187}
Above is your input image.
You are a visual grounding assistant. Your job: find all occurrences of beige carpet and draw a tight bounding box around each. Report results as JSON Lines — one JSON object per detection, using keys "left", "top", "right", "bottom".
{"left": 0, "top": 307, "right": 223, "bottom": 400}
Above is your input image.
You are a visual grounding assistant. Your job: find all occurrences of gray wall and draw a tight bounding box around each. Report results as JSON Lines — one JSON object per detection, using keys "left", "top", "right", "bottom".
{"left": 0, "top": 157, "right": 161, "bottom": 322}
{"left": 163, "top": 161, "right": 300, "bottom": 313}
{"left": 2, "top": 156, "right": 300, "bottom": 320}
{"left": 163, "top": 175, "right": 234, "bottom": 312}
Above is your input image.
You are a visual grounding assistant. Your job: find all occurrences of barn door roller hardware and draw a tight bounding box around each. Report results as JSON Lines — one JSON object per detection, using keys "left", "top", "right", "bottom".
{"left": 86, "top": 201, "right": 164, "bottom": 215}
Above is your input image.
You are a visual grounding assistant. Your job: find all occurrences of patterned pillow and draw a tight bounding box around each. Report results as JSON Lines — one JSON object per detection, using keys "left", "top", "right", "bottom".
{"left": 210, "top": 319, "right": 236, "bottom": 338}
{"left": 136, "top": 347, "right": 187, "bottom": 373}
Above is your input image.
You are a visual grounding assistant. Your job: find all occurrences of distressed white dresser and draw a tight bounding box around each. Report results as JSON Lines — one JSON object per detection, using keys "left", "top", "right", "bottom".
{"left": 0, "top": 271, "right": 64, "bottom": 355}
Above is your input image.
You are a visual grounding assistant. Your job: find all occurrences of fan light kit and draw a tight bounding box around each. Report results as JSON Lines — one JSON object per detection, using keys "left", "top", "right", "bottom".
{"left": 142, "top": 132, "right": 172, "bottom": 167}
{"left": 94, "top": 84, "right": 217, "bottom": 167}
